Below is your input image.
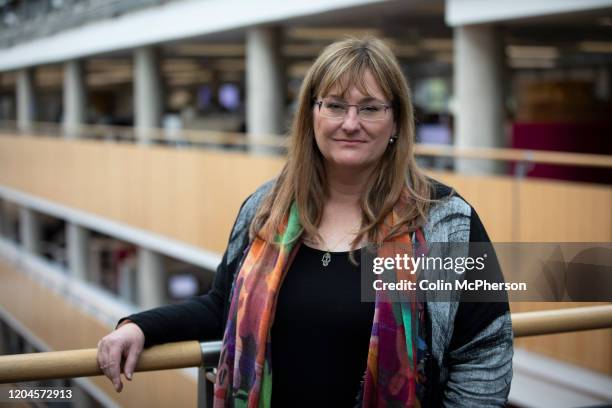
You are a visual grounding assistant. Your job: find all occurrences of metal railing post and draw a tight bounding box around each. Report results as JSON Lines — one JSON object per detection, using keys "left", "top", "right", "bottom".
{"left": 197, "top": 341, "right": 222, "bottom": 408}
{"left": 198, "top": 366, "right": 215, "bottom": 408}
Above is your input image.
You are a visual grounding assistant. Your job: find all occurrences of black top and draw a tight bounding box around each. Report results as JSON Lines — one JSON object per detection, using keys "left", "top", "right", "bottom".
{"left": 271, "top": 244, "right": 373, "bottom": 407}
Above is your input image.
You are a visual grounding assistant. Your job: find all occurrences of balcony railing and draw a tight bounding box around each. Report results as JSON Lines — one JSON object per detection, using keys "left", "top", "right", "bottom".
{"left": 1, "top": 305, "right": 611, "bottom": 407}
{"left": 0, "top": 0, "right": 170, "bottom": 48}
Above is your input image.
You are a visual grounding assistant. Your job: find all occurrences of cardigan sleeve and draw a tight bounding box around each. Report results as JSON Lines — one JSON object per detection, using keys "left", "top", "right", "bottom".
{"left": 442, "top": 208, "right": 514, "bottom": 407}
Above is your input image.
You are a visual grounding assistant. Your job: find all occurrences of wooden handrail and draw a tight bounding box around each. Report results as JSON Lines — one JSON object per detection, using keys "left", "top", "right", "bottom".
{"left": 1, "top": 120, "right": 611, "bottom": 168}
{"left": 413, "top": 144, "right": 612, "bottom": 168}
{"left": 0, "top": 341, "right": 202, "bottom": 384}
{"left": 1, "top": 306, "right": 611, "bottom": 384}
{"left": 511, "top": 305, "right": 612, "bottom": 337}
{"left": 0, "top": 120, "right": 286, "bottom": 147}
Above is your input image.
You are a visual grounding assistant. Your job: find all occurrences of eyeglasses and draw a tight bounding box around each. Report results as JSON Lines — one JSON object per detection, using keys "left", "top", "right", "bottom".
{"left": 314, "top": 98, "right": 391, "bottom": 122}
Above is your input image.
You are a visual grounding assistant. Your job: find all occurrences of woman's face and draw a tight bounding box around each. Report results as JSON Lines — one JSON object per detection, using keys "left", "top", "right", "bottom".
{"left": 313, "top": 70, "right": 396, "bottom": 173}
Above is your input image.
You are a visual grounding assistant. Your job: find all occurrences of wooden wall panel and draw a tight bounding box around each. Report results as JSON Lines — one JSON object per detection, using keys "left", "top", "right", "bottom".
{"left": 0, "top": 135, "right": 285, "bottom": 253}
{"left": 429, "top": 171, "right": 516, "bottom": 242}
{"left": 516, "top": 179, "right": 612, "bottom": 242}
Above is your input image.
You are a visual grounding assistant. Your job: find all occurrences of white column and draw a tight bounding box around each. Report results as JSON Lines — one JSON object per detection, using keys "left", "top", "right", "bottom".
{"left": 246, "top": 27, "right": 285, "bottom": 145}
{"left": 137, "top": 248, "right": 165, "bottom": 309}
{"left": 63, "top": 59, "right": 87, "bottom": 138}
{"left": 18, "top": 207, "right": 40, "bottom": 255}
{"left": 454, "top": 24, "right": 506, "bottom": 174}
{"left": 134, "top": 46, "right": 162, "bottom": 143}
{"left": 16, "top": 68, "right": 35, "bottom": 132}
{"left": 118, "top": 253, "right": 137, "bottom": 303}
{"left": 66, "top": 223, "right": 89, "bottom": 281}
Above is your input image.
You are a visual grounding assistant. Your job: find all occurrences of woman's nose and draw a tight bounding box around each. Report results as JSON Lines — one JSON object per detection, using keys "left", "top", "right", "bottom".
{"left": 341, "top": 106, "right": 361, "bottom": 132}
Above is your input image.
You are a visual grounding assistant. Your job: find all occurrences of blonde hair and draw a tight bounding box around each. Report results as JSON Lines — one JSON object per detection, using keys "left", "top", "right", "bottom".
{"left": 250, "top": 37, "right": 433, "bottom": 247}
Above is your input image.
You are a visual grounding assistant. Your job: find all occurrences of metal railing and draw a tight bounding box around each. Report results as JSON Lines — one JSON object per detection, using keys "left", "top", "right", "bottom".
{"left": 0, "top": 0, "right": 171, "bottom": 48}
{"left": 0, "top": 305, "right": 611, "bottom": 407}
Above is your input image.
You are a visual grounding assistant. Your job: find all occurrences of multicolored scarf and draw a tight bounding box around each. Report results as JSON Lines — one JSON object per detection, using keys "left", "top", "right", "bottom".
{"left": 214, "top": 197, "right": 424, "bottom": 407}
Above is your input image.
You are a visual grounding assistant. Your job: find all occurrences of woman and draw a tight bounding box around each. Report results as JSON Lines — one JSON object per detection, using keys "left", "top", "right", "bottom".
{"left": 97, "top": 37, "right": 513, "bottom": 407}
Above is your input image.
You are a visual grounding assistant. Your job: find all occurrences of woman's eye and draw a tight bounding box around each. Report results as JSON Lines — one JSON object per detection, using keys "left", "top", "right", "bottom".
{"left": 326, "top": 103, "right": 345, "bottom": 111}
{"left": 361, "top": 105, "right": 381, "bottom": 112}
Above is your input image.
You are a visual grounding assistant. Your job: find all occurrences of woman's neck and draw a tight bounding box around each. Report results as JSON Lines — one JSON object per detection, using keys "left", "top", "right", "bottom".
{"left": 324, "top": 164, "right": 372, "bottom": 207}
{"left": 306, "top": 165, "right": 372, "bottom": 251}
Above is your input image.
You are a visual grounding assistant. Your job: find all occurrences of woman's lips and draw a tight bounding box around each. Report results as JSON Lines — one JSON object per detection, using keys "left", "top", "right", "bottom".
{"left": 334, "top": 138, "right": 366, "bottom": 144}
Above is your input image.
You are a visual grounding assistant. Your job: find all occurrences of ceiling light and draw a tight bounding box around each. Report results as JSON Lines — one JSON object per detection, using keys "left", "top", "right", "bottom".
{"left": 421, "top": 38, "right": 453, "bottom": 51}
{"left": 215, "top": 59, "right": 245, "bottom": 72}
{"left": 508, "top": 58, "right": 556, "bottom": 69}
{"left": 579, "top": 41, "right": 612, "bottom": 53}
{"left": 162, "top": 59, "right": 201, "bottom": 72}
{"left": 506, "top": 45, "right": 559, "bottom": 59}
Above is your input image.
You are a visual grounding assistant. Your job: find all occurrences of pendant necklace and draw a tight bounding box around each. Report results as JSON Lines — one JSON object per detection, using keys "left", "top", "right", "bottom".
{"left": 321, "top": 251, "right": 332, "bottom": 267}
{"left": 320, "top": 224, "right": 360, "bottom": 267}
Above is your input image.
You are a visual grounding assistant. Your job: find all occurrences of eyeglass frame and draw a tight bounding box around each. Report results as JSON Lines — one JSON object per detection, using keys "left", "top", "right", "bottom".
{"left": 313, "top": 98, "right": 393, "bottom": 122}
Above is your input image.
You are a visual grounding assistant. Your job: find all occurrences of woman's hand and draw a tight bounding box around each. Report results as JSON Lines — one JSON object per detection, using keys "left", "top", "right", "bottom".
{"left": 96, "top": 322, "right": 145, "bottom": 392}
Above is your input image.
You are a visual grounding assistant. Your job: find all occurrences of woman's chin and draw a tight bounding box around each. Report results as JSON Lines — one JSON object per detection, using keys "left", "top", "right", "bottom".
{"left": 326, "top": 155, "right": 375, "bottom": 171}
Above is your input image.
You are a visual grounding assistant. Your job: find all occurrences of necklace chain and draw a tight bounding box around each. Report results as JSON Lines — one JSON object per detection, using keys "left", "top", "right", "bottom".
{"left": 319, "top": 223, "right": 360, "bottom": 267}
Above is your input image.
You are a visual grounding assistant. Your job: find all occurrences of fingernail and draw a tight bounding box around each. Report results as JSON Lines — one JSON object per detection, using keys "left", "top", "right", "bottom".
{"left": 126, "top": 372, "right": 132, "bottom": 380}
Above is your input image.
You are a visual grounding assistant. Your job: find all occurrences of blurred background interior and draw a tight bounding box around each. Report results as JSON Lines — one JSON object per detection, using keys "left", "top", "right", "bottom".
{"left": 0, "top": 0, "right": 611, "bottom": 407}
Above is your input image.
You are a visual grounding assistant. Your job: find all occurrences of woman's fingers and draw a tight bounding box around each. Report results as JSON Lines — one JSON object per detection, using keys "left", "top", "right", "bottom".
{"left": 107, "top": 344, "right": 124, "bottom": 392}
{"left": 96, "top": 336, "right": 124, "bottom": 391}
{"left": 96, "top": 340, "right": 111, "bottom": 379}
{"left": 98, "top": 338, "right": 124, "bottom": 392}
{"left": 122, "top": 342, "right": 143, "bottom": 381}
{"left": 96, "top": 323, "right": 146, "bottom": 392}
